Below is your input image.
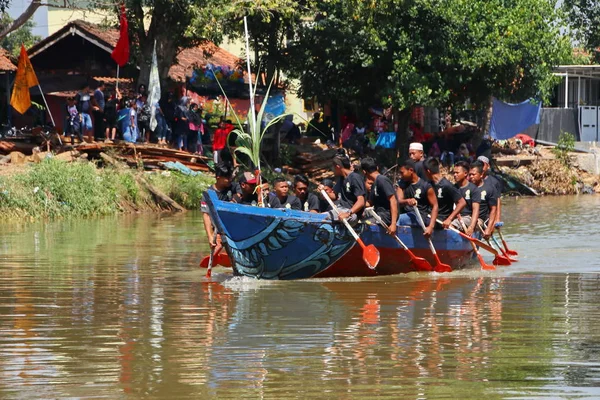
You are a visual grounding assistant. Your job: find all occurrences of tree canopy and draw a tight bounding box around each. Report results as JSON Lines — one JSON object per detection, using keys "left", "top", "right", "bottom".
{"left": 0, "top": 14, "right": 40, "bottom": 56}
{"left": 286, "top": 0, "right": 571, "bottom": 110}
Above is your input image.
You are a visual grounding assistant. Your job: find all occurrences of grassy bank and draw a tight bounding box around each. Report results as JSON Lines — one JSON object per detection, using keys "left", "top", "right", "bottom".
{"left": 0, "top": 158, "right": 213, "bottom": 220}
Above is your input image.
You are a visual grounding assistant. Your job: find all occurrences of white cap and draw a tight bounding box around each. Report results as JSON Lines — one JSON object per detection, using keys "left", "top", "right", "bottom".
{"left": 409, "top": 142, "right": 424, "bottom": 151}
{"left": 477, "top": 155, "right": 490, "bottom": 164}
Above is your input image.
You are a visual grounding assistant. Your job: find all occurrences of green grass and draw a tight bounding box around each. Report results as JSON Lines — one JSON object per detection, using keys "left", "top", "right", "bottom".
{"left": 0, "top": 158, "right": 214, "bottom": 220}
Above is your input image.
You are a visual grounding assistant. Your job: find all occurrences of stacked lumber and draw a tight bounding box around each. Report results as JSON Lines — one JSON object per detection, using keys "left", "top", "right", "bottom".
{"left": 77, "top": 142, "right": 211, "bottom": 172}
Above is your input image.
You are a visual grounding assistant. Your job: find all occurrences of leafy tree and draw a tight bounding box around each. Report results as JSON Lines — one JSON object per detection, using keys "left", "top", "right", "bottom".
{"left": 287, "top": 0, "right": 570, "bottom": 111}
{"left": 564, "top": 0, "right": 600, "bottom": 56}
{"left": 216, "top": 0, "right": 314, "bottom": 85}
{"left": 0, "top": 14, "right": 41, "bottom": 56}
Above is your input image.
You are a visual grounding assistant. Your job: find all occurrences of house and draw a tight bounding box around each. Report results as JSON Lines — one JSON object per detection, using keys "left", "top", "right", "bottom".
{"left": 0, "top": 48, "right": 17, "bottom": 124}
{"left": 526, "top": 64, "right": 600, "bottom": 143}
{"left": 24, "top": 20, "right": 244, "bottom": 130}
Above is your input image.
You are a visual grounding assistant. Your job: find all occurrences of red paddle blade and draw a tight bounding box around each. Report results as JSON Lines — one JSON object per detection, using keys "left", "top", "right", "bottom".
{"left": 216, "top": 253, "right": 232, "bottom": 268}
{"left": 411, "top": 257, "right": 433, "bottom": 272}
{"left": 477, "top": 254, "right": 496, "bottom": 271}
{"left": 363, "top": 245, "right": 380, "bottom": 270}
{"left": 200, "top": 256, "right": 210, "bottom": 269}
{"left": 199, "top": 254, "right": 232, "bottom": 269}
{"left": 501, "top": 240, "right": 519, "bottom": 256}
{"left": 434, "top": 263, "right": 452, "bottom": 273}
{"left": 493, "top": 255, "right": 512, "bottom": 266}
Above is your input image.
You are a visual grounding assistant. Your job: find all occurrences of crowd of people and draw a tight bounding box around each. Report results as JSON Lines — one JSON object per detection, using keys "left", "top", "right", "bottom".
{"left": 201, "top": 142, "right": 504, "bottom": 252}
{"left": 63, "top": 82, "right": 225, "bottom": 154}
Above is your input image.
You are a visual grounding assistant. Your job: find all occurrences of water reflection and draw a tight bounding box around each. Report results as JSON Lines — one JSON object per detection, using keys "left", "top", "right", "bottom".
{"left": 0, "top": 201, "right": 599, "bottom": 398}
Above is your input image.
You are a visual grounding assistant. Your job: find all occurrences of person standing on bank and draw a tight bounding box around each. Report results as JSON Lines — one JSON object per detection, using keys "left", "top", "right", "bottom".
{"left": 361, "top": 157, "right": 398, "bottom": 235}
{"left": 331, "top": 149, "right": 366, "bottom": 225}
{"left": 92, "top": 82, "right": 106, "bottom": 141}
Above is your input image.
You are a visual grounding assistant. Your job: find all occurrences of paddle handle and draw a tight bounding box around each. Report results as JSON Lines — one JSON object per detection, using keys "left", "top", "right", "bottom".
{"left": 412, "top": 206, "right": 437, "bottom": 254}
{"left": 321, "top": 190, "right": 361, "bottom": 242}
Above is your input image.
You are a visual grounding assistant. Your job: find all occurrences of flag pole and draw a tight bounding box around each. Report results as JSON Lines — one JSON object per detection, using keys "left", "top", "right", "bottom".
{"left": 116, "top": 65, "right": 120, "bottom": 92}
{"left": 38, "top": 85, "right": 55, "bottom": 126}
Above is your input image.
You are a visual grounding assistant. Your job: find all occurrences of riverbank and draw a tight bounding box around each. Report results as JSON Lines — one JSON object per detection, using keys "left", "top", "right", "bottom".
{"left": 0, "top": 157, "right": 213, "bottom": 220}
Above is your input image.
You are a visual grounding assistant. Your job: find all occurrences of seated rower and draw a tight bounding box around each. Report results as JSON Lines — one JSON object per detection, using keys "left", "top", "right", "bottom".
{"left": 477, "top": 155, "right": 503, "bottom": 226}
{"left": 293, "top": 175, "right": 320, "bottom": 213}
{"left": 268, "top": 177, "right": 302, "bottom": 210}
{"left": 318, "top": 178, "right": 335, "bottom": 213}
{"left": 408, "top": 142, "right": 429, "bottom": 180}
{"left": 469, "top": 161, "right": 498, "bottom": 240}
{"left": 452, "top": 161, "right": 480, "bottom": 236}
{"left": 331, "top": 149, "right": 366, "bottom": 225}
{"left": 360, "top": 157, "right": 398, "bottom": 235}
{"left": 423, "top": 157, "right": 466, "bottom": 228}
{"left": 232, "top": 172, "right": 259, "bottom": 206}
{"left": 396, "top": 159, "right": 438, "bottom": 238}
{"left": 201, "top": 161, "right": 234, "bottom": 250}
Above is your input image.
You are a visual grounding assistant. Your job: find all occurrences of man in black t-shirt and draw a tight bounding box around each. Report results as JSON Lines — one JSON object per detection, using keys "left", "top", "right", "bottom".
{"left": 477, "top": 155, "right": 503, "bottom": 223}
{"left": 232, "top": 172, "right": 259, "bottom": 206}
{"left": 361, "top": 157, "right": 398, "bottom": 234}
{"left": 396, "top": 159, "right": 438, "bottom": 238}
{"left": 330, "top": 150, "right": 366, "bottom": 225}
{"left": 269, "top": 177, "right": 302, "bottom": 210}
{"left": 201, "top": 162, "right": 234, "bottom": 249}
{"left": 409, "top": 142, "right": 428, "bottom": 180}
{"left": 423, "top": 157, "right": 466, "bottom": 229}
{"left": 452, "top": 161, "right": 481, "bottom": 236}
{"left": 469, "top": 161, "right": 498, "bottom": 240}
{"left": 293, "top": 175, "right": 320, "bottom": 213}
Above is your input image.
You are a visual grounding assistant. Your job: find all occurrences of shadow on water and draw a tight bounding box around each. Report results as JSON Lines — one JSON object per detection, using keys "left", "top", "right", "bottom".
{"left": 0, "top": 199, "right": 599, "bottom": 398}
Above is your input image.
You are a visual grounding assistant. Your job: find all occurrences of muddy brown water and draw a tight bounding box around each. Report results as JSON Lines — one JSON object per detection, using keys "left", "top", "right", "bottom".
{"left": 0, "top": 196, "right": 599, "bottom": 399}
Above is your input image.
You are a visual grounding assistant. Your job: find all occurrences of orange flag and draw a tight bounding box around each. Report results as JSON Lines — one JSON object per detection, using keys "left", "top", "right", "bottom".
{"left": 10, "top": 45, "right": 39, "bottom": 114}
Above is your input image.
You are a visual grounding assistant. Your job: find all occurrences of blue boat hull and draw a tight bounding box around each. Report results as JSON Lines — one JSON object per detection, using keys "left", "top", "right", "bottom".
{"left": 205, "top": 191, "right": 476, "bottom": 280}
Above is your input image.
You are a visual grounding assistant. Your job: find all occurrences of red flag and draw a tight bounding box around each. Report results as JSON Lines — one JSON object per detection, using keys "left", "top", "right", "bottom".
{"left": 111, "top": 5, "right": 129, "bottom": 67}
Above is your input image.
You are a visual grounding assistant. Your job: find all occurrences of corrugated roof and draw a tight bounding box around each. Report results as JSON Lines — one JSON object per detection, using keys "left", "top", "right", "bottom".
{"left": 28, "top": 20, "right": 241, "bottom": 82}
{"left": 0, "top": 48, "right": 16, "bottom": 72}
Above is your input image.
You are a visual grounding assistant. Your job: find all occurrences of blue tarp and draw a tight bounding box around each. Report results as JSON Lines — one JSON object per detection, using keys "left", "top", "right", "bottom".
{"left": 263, "top": 94, "right": 286, "bottom": 121}
{"left": 375, "top": 132, "right": 396, "bottom": 149}
{"left": 489, "top": 98, "right": 541, "bottom": 140}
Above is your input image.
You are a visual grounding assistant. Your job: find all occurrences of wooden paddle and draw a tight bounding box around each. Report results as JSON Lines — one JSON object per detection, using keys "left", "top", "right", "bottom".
{"left": 412, "top": 206, "right": 452, "bottom": 273}
{"left": 366, "top": 208, "right": 433, "bottom": 272}
{"left": 322, "top": 190, "right": 380, "bottom": 270}
{"left": 496, "top": 225, "right": 518, "bottom": 256}
{"left": 455, "top": 217, "right": 495, "bottom": 271}
{"left": 445, "top": 224, "right": 511, "bottom": 266}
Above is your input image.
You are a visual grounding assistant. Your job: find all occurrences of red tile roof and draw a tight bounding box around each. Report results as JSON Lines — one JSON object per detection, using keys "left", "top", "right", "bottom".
{"left": 0, "top": 48, "right": 16, "bottom": 72}
{"left": 28, "top": 20, "right": 241, "bottom": 82}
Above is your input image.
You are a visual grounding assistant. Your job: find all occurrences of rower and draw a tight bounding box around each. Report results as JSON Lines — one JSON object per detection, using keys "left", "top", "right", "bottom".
{"left": 423, "top": 157, "right": 466, "bottom": 229}
{"left": 293, "top": 175, "right": 320, "bottom": 213}
{"left": 452, "top": 161, "right": 481, "bottom": 236}
{"left": 268, "top": 177, "right": 302, "bottom": 210}
{"left": 469, "top": 161, "right": 498, "bottom": 240}
{"left": 201, "top": 161, "right": 234, "bottom": 251}
{"left": 231, "top": 172, "right": 259, "bottom": 206}
{"left": 477, "top": 155, "right": 503, "bottom": 224}
{"left": 360, "top": 157, "right": 398, "bottom": 235}
{"left": 408, "top": 142, "right": 428, "bottom": 180}
{"left": 331, "top": 149, "right": 366, "bottom": 225}
{"left": 318, "top": 178, "right": 335, "bottom": 213}
{"left": 396, "top": 159, "right": 438, "bottom": 238}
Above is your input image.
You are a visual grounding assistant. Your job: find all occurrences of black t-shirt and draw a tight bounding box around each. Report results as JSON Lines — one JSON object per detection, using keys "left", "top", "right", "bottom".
{"left": 485, "top": 174, "right": 503, "bottom": 197}
{"left": 369, "top": 174, "right": 396, "bottom": 225}
{"left": 201, "top": 185, "right": 234, "bottom": 212}
{"left": 402, "top": 178, "right": 433, "bottom": 219}
{"left": 298, "top": 192, "right": 320, "bottom": 212}
{"left": 232, "top": 191, "right": 258, "bottom": 206}
{"left": 433, "top": 177, "right": 463, "bottom": 220}
{"left": 475, "top": 181, "right": 498, "bottom": 221}
{"left": 456, "top": 181, "right": 480, "bottom": 217}
{"left": 271, "top": 194, "right": 302, "bottom": 210}
{"left": 334, "top": 172, "right": 366, "bottom": 210}
{"left": 415, "top": 160, "right": 428, "bottom": 181}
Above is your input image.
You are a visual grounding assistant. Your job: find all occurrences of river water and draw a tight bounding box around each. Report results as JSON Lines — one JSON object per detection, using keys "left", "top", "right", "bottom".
{"left": 0, "top": 196, "right": 599, "bottom": 399}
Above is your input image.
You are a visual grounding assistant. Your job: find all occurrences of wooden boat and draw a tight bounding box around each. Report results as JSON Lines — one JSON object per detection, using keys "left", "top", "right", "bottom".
{"left": 204, "top": 190, "right": 476, "bottom": 280}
